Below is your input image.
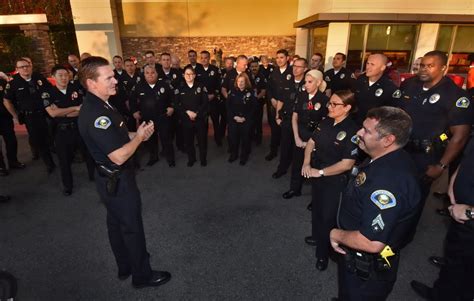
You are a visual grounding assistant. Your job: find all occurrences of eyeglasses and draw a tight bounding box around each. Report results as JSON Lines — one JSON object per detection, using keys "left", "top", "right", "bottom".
{"left": 293, "top": 65, "right": 305, "bottom": 69}
{"left": 327, "top": 102, "right": 346, "bottom": 108}
{"left": 17, "top": 65, "right": 31, "bottom": 69}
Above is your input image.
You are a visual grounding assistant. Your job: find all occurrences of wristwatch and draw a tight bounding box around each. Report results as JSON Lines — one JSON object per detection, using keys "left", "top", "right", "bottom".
{"left": 319, "top": 169, "right": 325, "bottom": 177}
{"left": 465, "top": 207, "right": 474, "bottom": 220}
{"left": 437, "top": 162, "right": 448, "bottom": 169}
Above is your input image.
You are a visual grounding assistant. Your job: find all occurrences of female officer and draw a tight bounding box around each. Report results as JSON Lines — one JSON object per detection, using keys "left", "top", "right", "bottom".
{"left": 301, "top": 90, "right": 359, "bottom": 271}
{"left": 174, "top": 66, "right": 209, "bottom": 167}
{"left": 282, "top": 69, "right": 328, "bottom": 199}
{"left": 227, "top": 73, "right": 257, "bottom": 165}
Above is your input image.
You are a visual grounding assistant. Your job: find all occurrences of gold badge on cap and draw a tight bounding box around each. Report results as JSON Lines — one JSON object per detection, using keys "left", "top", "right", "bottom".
{"left": 355, "top": 172, "right": 366, "bottom": 186}
{"left": 336, "top": 131, "right": 347, "bottom": 141}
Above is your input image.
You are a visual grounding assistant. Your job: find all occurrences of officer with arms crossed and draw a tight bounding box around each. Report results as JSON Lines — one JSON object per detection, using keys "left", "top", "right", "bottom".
{"left": 78, "top": 56, "right": 171, "bottom": 289}
{"left": 330, "top": 106, "right": 421, "bottom": 300}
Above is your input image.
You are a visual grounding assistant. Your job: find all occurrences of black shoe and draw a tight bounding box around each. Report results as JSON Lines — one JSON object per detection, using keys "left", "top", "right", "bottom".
{"left": 118, "top": 269, "right": 131, "bottom": 281}
{"left": 282, "top": 190, "right": 301, "bottom": 199}
{"left": 265, "top": 152, "right": 277, "bottom": 161}
{"left": 147, "top": 158, "right": 159, "bottom": 166}
{"left": 307, "top": 203, "right": 312, "bottom": 211}
{"left": 200, "top": 160, "right": 207, "bottom": 167}
{"left": 32, "top": 153, "right": 39, "bottom": 160}
{"left": 305, "top": 236, "right": 317, "bottom": 246}
{"left": 410, "top": 280, "right": 434, "bottom": 300}
{"left": 9, "top": 161, "right": 25, "bottom": 169}
{"left": 316, "top": 258, "right": 328, "bottom": 271}
{"left": 433, "top": 191, "right": 448, "bottom": 199}
{"left": 62, "top": 188, "right": 72, "bottom": 196}
{"left": 187, "top": 160, "right": 196, "bottom": 167}
{"left": 0, "top": 167, "right": 9, "bottom": 176}
{"left": 436, "top": 208, "right": 450, "bottom": 217}
{"left": 132, "top": 270, "right": 171, "bottom": 289}
{"left": 428, "top": 256, "right": 446, "bottom": 268}
{"left": 272, "top": 171, "right": 286, "bottom": 179}
{"left": 168, "top": 161, "right": 176, "bottom": 167}
{"left": 239, "top": 159, "right": 247, "bottom": 166}
{"left": 215, "top": 140, "right": 223, "bottom": 147}
{"left": 0, "top": 195, "right": 11, "bottom": 203}
{"left": 228, "top": 155, "right": 238, "bottom": 163}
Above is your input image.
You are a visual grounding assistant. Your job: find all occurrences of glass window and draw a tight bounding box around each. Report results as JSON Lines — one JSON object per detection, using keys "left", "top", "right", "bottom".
{"left": 347, "top": 24, "right": 366, "bottom": 73}
{"left": 311, "top": 26, "right": 328, "bottom": 59}
{"left": 449, "top": 26, "right": 474, "bottom": 74}
{"left": 436, "top": 25, "right": 454, "bottom": 53}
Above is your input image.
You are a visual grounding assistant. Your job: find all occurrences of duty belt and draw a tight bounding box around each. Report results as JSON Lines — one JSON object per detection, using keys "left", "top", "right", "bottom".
{"left": 342, "top": 247, "right": 397, "bottom": 280}
{"left": 57, "top": 122, "right": 77, "bottom": 130}
{"left": 405, "top": 139, "right": 432, "bottom": 154}
{"left": 21, "top": 110, "right": 43, "bottom": 116}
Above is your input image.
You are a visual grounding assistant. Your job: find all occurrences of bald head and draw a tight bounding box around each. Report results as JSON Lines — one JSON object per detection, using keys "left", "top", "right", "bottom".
{"left": 365, "top": 54, "right": 388, "bottom": 80}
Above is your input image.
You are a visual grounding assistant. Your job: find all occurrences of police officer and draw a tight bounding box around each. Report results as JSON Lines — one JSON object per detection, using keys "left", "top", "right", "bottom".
{"left": 45, "top": 65, "right": 95, "bottom": 195}
{"left": 221, "top": 55, "right": 253, "bottom": 100}
{"left": 282, "top": 69, "right": 328, "bottom": 200}
{"left": 301, "top": 90, "right": 358, "bottom": 271}
{"left": 77, "top": 56, "right": 171, "bottom": 288}
{"left": 174, "top": 66, "right": 209, "bottom": 167}
{"left": 110, "top": 56, "right": 130, "bottom": 125}
{"left": 3, "top": 58, "right": 56, "bottom": 173}
{"left": 411, "top": 137, "right": 474, "bottom": 300}
{"left": 67, "top": 54, "right": 81, "bottom": 81}
{"left": 184, "top": 49, "right": 204, "bottom": 73}
{"left": 197, "top": 50, "right": 224, "bottom": 146}
{"left": 129, "top": 65, "right": 175, "bottom": 167}
{"left": 158, "top": 52, "right": 181, "bottom": 88}
{"left": 248, "top": 60, "right": 267, "bottom": 145}
{"left": 0, "top": 72, "right": 24, "bottom": 174}
{"left": 112, "top": 55, "right": 125, "bottom": 82}
{"left": 220, "top": 57, "right": 235, "bottom": 78}
{"left": 142, "top": 50, "right": 162, "bottom": 74}
{"left": 353, "top": 53, "right": 398, "bottom": 126}
{"left": 227, "top": 73, "right": 257, "bottom": 165}
{"left": 398, "top": 50, "right": 473, "bottom": 213}
{"left": 310, "top": 53, "right": 324, "bottom": 72}
{"left": 324, "top": 53, "right": 356, "bottom": 96}
{"left": 258, "top": 55, "right": 274, "bottom": 80}
{"left": 121, "top": 58, "right": 142, "bottom": 131}
{"left": 266, "top": 49, "right": 294, "bottom": 164}
{"left": 330, "top": 106, "right": 421, "bottom": 300}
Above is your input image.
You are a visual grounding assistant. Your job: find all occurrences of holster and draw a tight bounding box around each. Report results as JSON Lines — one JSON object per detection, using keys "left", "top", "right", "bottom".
{"left": 97, "top": 164, "right": 121, "bottom": 196}
{"left": 344, "top": 248, "right": 393, "bottom": 281}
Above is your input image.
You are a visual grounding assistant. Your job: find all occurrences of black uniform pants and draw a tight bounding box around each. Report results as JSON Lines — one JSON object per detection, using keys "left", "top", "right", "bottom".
{"left": 23, "top": 112, "right": 54, "bottom": 169}
{"left": 312, "top": 175, "right": 345, "bottom": 260}
{"left": 183, "top": 120, "right": 207, "bottom": 162}
{"left": 228, "top": 119, "right": 252, "bottom": 160}
{"left": 170, "top": 114, "right": 185, "bottom": 151}
{"left": 432, "top": 220, "right": 474, "bottom": 300}
{"left": 251, "top": 99, "right": 265, "bottom": 143}
{"left": 276, "top": 119, "right": 294, "bottom": 173}
{"left": 289, "top": 127, "right": 312, "bottom": 192}
{"left": 337, "top": 252, "right": 399, "bottom": 301}
{"left": 95, "top": 168, "right": 153, "bottom": 283}
{"left": 209, "top": 98, "right": 227, "bottom": 144}
{"left": 145, "top": 116, "right": 174, "bottom": 163}
{"left": 0, "top": 116, "right": 19, "bottom": 165}
{"left": 266, "top": 101, "right": 280, "bottom": 154}
{"left": 55, "top": 126, "right": 95, "bottom": 190}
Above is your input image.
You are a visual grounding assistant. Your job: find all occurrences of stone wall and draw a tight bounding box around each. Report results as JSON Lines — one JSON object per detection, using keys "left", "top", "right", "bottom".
{"left": 20, "top": 24, "right": 55, "bottom": 76}
{"left": 121, "top": 36, "right": 296, "bottom": 67}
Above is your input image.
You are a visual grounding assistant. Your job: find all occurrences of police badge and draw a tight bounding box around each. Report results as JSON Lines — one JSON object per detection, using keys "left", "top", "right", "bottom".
{"left": 429, "top": 93, "right": 440, "bottom": 104}
{"left": 210, "top": 70, "right": 215, "bottom": 76}
{"left": 37, "top": 80, "right": 43, "bottom": 86}
{"left": 160, "top": 87, "right": 165, "bottom": 94}
{"left": 375, "top": 88, "right": 383, "bottom": 97}
{"left": 197, "top": 87, "right": 201, "bottom": 93}
{"left": 246, "top": 92, "right": 251, "bottom": 98}
{"left": 286, "top": 74, "right": 291, "bottom": 81}
{"left": 314, "top": 102, "right": 321, "bottom": 110}
{"left": 340, "top": 73, "right": 345, "bottom": 79}
{"left": 336, "top": 131, "right": 347, "bottom": 141}
{"left": 355, "top": 172, "right": 366, "bottom": 186}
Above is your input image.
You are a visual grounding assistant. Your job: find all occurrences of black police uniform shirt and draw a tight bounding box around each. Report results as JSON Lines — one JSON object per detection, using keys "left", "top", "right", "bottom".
{"left": 221, "top": 69, "right": 255, "bottom": 95}
{"left": 121, "top": 72, "right": 142, "bottom": 98}
{"left": 354, "top": 74, "right": 399, "bottom": 125}
{"left": 4, "top": 73, "right": 52, "bottom": 112}
{"left": 78, "top": 92, "right": 129, "bottom": 165}
{"left": 184, "top": 63, "right": 204, "bottom": 76}
{"left": 43, "top": 83, "right": 84, "bottom": 124}
{"left": 250, "top": 72, "right": 267, "bottom": 96}
{"left": 195, "top": 64, "right": 221, "bottom": 96}
{"left": 293, "top": 90, "right": 329, "bottom": 141}
{"left": 258, "top": 64, "right": 274, "bottom": 80}
{"left": 174, "top": 81, "right": 208, "bottom": 125}
{"left": 267, "top": 64, "right": 294, "bottom": 115}
{"left": 114, "top": 69, "right": 126, "bottom": 82}
{"left": 227, "top": 88, "right": 257, "bottom": 120}
{"left": 311, "top": 116, "right": 359, "bottom": 169}
{"left": 453, "top": 138, "right": 474, "bottom": 206}
{"left": 324, "top": 67, "right": 356, "bottom": 93}
{"left": 338, "top": 148, "right": 421, "bottom": 249}
{"left": 0, "top": 78, "right": 11, "bottom": 118}
{"left": 398, "top": 76, "right": 474, "bottom": 142}
{"left": 129, "top": 79, "right": 172, "bottom": 121}
{"left": 157, "top": 67, "right": 182, "bottom": 89}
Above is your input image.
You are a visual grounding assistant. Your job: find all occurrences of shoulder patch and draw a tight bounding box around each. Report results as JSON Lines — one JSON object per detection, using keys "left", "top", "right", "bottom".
{"left": 370, "top": 190, "right": 397, "bottom": 210}
{"left": 94, "top": 116, "right": 111, "bottom": 130}
{"left": 41, "top": 92, "right": 50, "bottom": 99}
{"left": 325, "top": 76, "right": 331, "bottom": 82}
{"left": 456, "top": 97, "right": 470, "bottom": 108}
{"left": 350, "top": 73, "right": 356, "bottom": 79}
{"left": 355, "top": 171, "right": 366, "bottom": 186}
{"left": 351, "top": 134, "right": 360, "bottom": 145}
